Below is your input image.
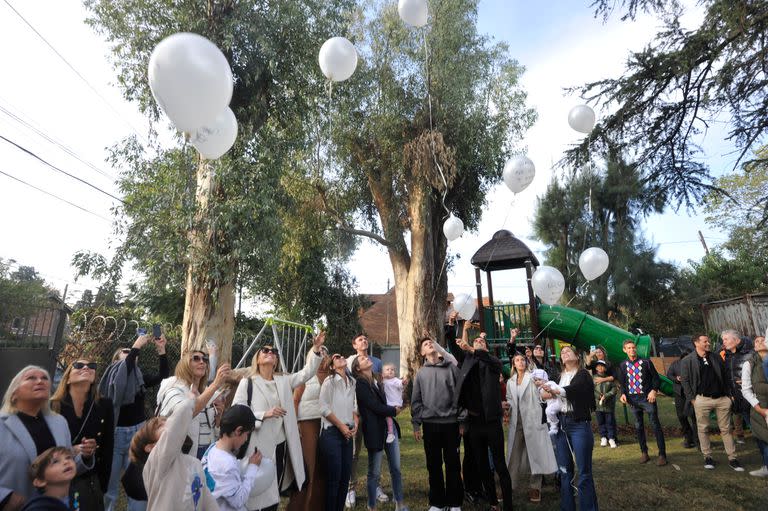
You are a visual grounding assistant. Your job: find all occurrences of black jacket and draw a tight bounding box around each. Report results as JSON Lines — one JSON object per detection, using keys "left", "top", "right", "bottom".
{"left": 57, "top": 395, "right": 114, "bottom": 491}
{"left": 455, "top": 349, "right": 504, "bottom": 422}
{"left": 355, "top": 378, "right": 399, "bottom": 452}
{"left": 665, "top": 359, "right": 685, "bottom": 398}
{"left": 680, "top": 351, "right": 728, "bottom": 402}
{"left": 20, "top": 496, "right": 70, "bottom": 511}
{"left": 724, "top": 340, "right": 754, "bottom": 412}
{"left": 562, "top": 369, "right": 596, "bottom": 422}
{"left": 617, "top": 358, "right": 660, "bottom": 396}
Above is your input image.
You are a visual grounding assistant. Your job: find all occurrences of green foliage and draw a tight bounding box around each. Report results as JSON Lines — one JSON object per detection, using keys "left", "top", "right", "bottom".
{"left": 0, "top": 259, "right": 54, "bottom": 333}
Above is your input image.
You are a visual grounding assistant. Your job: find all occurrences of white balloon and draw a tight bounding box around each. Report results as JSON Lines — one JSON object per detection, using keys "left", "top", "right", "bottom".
{"left": 249, "top": 457, "right": 276, "bottom": 496}
{"left": 579, "top": 247, "right": 609, "bottom": 281}
{"left": 453, "top": 293, "right": 476, "bottom": 321}
{"left": 443, "top": 214, "right": 464, "bottom": 241}
{"left": 502, "top": 155, "right": 536, "bottom": 193}
{"left": 190, "top": 108, "right": 238, "bottom": 160}
{"left": 318, "top": 37, "right": 358, "bottom": 82}
{"left": 148, "top": 33, "right": 233, "bottom": 132}
{"left": 568, "top": 105, "right": 596, "bottom": 134}
{"left": 531, "top": 266, "right": 565, "bottom": 305}
{"left": 398, "top": 0, "right": 428, "bottom": 27}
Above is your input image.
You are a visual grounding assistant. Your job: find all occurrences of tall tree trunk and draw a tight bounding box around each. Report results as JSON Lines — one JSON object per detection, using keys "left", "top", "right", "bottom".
{"left": 181, "top": 159, "right": 236, "bottom": 363}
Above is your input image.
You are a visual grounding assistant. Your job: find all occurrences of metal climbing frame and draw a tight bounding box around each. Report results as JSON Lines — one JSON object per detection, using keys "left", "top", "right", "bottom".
{"left": 236, "top": 317, "right": 314, "bottom": 372}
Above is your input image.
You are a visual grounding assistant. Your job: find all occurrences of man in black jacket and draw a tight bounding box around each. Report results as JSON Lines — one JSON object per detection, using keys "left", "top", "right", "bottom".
{"left": 680, "top": 334, "right": 744, "bottom": 471}
{"left": 617, "top": 339, "right": 667, "bottom": 466}
{"left": 455, "top": 322, "right": 513, "bottom": 511}
{"left": 666, "top": 349, "right": 697, "bottom": 448}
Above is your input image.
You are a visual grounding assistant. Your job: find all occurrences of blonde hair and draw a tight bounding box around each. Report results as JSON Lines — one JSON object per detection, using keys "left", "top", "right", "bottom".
{"left": 1, "top": 365, "right": 52, "bottom": 415}
{"left": 175, "top": 350, "right": 209, "bottom": 393}
{"left": 249, "top": 345, "right": 282, "bottom": 377}
{"left": 50, "top": 359, "right": 98, "bottom": 413}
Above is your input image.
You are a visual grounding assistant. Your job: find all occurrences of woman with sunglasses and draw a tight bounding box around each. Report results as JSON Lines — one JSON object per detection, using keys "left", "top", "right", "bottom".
{"left": 319, "top": 352, "right": 359, "bottom": 511}
{"left": 232, "top": 332, "right": 326, "bottom": 511}
{"left": 156, "top": 350, "right": 232, "bottom": 458}
{"left": 49, "top": 359, "right": 114, "bottom": 510}
{"left": 99, "top": 332, "right": 169, "bottom": 511}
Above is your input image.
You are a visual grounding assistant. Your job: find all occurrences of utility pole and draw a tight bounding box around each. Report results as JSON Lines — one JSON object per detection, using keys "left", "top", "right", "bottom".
{"left": 698, "top": 230, "right": 710, "bottom": 255}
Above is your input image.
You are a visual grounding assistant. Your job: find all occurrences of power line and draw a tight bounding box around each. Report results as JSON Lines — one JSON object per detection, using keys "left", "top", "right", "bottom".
{"left": 0, "top": 100, "right": 116, "bottom": 180}
{"left": 1, "top": 0, "right": 147, "bottom": 143}
{"left": 0, "top": 134, "right": 124, "bottom": 203}
{"left": 0, "top": 169, "right": 111, "bottom": 221}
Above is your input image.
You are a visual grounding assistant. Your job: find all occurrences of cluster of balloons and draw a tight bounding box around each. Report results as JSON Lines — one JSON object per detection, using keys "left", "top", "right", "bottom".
{"left": 531, "top": 247, "right": 609, "bottom": 305}
{"left": 148, "top": 33, "right": 237, "bottom": 160}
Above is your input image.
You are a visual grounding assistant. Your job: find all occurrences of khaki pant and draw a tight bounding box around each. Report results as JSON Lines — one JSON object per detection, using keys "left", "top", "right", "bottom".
{"left": 693, "top": 395, "right": 737, "bottom": 460}
{"left": 287, "top": 419, "right": 325, "bottom": 511}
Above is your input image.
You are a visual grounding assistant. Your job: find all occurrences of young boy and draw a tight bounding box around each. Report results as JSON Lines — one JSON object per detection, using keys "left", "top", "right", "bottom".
{"left": 23, "top": 447, "right": 77, "bottom": 511}
{"left": 202, "top": 405, "right": 275, "bottom": 511}
{"left": 381, "top": 363, "right": 407, "bottom": 443}
{"left": 531, "top": 368, "right": 562, "bottom": 435}
{"left": 593, "top": 360, "right": 618, "bottom": 448}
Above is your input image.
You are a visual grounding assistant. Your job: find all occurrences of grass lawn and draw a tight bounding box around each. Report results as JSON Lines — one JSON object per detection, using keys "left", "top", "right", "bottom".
{"left": 346, "top": 396, "right": 768, "bottom": 511}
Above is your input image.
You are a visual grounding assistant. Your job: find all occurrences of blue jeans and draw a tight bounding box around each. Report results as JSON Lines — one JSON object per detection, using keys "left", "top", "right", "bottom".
{"left": 320, "top": 426, "right": 353, "bottom": 511}
{"left": 595, "top": 411, "right": 616, "bottom": 440}
{"left": 755, "top": 437, "right": 768, "bottom": 467}
{"left": 763, "top": 356, "right": 768, "bottom": 381}
{"left": 627, "top": 394, "right": 666, "bottom": 456}
{"left": 367, "top": 436, "right": 404, "bottom": 507}
{"left": 554, "top": 416, "right": 598, "bottom": 511}
{"left": 104, "top": 423, "right": 147, "bottom": 511}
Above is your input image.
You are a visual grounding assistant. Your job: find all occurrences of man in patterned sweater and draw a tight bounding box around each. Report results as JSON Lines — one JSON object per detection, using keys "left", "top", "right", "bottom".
{"left": 617, "top": 339, "right": 668, "bottom": 466}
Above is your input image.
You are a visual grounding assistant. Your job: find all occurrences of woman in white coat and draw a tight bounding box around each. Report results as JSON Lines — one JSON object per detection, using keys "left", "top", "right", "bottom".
{"left": 506, "top": 353, "right": 557, "bottom": 504}
{"left": 232, "top": 332, "right": 326, "bottom": 511}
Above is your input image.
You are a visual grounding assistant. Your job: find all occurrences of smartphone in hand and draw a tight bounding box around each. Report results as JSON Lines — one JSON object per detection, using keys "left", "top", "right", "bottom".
{"left": 137, "top": 327, "right": 147, "bottom": 336}
{"left": 152, "top": 324, "right": 161, "bottom": 339}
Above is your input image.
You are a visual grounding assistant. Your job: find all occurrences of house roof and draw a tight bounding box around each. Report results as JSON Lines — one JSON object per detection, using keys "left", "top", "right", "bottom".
{"left": 470, "top": 229, "right": 539, "bottom": 271}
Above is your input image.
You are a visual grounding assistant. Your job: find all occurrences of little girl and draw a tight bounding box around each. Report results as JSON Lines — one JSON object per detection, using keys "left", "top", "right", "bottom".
{"left": 532, "top": 368, "right": 562, "bottom": 435}
{"left": 381, "top": 364, "right": 406, "bottom": 443}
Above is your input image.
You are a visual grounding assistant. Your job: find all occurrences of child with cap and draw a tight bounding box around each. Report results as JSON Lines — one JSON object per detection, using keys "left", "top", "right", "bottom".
{"left": 201, "top": 404, "right": 276, "bottom": 511}
{"left": 593, "top": 360, "right": 618, "bottom": 447}
{"left": 22, "top": 447, "right": 77, "bottom": 511}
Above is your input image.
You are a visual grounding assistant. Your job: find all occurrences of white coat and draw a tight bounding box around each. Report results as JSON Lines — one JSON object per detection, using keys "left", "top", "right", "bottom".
{"left": 232, "top": 349, "right": 322, "bottom": 510}
{"left": 505, "top": 372, "right": 558, "bottom": 475}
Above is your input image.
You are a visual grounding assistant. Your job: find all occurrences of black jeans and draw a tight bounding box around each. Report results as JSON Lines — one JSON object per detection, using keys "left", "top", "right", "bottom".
{"left": 627, "top": 394, "right": 666, "bottom": 456}
{"left": 467, "top": 417, "right": 513, "bottom": 511}
{"left": 422, "top": 422, "right": 464, "bottom": 508}
{"left": 673, "top": 395, "right": 697, "bottom": 445}
{"left": 462, "top": 434, "right": 483, "bottom": 495}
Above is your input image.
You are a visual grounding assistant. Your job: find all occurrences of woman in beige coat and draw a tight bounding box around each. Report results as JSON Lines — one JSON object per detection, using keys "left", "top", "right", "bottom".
{"left": 232, "top": 332, "right": 325, "bottom": 511}
{"left": 505, "top": 353, "right": 557, "bottom": 503}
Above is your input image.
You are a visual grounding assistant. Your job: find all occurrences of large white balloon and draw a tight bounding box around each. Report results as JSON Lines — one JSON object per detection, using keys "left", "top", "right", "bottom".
{"left": 531, "top": 266, "right": 565, "bottom": 305}
{"left": 568, "top": 105, "right": 596, "bottom": 134}
{"left": 502, "top": 155, "right": 536, "bottom": 193}
{"left": 318, "top": 37, "right": 358, "bottom": 82}
{"left": 579, "top": 247, "right": 609, "bottom": 281}
{"left": 148, "top": 33, "right": 233, "bottom": 133}
{"left": 453, "top": 293, "right": 476, "bottom": 321}
{"left": 398, "top": 0, "right": 428, "bottom": 27}
{"left": 249, "top": 457, "right": 276, "bottom": 496}
{"left": 443, "top": 214, "right": 464, "bottom": 241}
{"left": 190, "top": 108, "right": 238, "bottom": 160}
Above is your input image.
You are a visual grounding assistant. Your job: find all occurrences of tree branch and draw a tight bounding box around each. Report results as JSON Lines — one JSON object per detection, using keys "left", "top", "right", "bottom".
{"left": 336, "top": 224, "right": 393, "bottom": 247}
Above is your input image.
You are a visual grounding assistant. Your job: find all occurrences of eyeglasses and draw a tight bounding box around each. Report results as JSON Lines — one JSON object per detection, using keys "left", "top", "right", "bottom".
{"left": 260, "top": 347, "right": 278, "bottom": 355}
{"left": 120, "top": 348, "right": 131, "bottom": 354}
{"left": 72, "top": 362, "right": 97, "bottom": 370}
{"left": 191, "top": 355, "right": 210, "bottom": 364}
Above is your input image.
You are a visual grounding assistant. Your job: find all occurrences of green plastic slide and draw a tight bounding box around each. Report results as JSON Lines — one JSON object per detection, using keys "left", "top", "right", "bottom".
{"left": 537, "top": 304, "right": 674, "bottom": 396}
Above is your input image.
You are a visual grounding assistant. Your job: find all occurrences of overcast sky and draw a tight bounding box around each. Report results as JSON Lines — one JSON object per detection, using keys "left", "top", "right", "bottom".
{"left": 0, "top": 0, "right": 728, "bottom": 310}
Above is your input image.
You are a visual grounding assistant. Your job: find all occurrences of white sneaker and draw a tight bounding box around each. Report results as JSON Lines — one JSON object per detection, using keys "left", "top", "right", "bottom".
{"left": 609, "top": 438, "right": 617, "bottom": 448}
{"left": 600, "top": 437, "right": 608, "bottom": 447}
{"left": 449, "top": 507, "right": 462, "bottom": 511}
{"left": 428, "top": 507, "right": 442, "bottom": 511}
{"left": 386, "top": 433, "right": 395, "bottom": 443}
{"left": 345, "top": 490, "right": 356, "bottom": 508}
{"left": 749, "top": 465, "right": 768, "bottom": 477}
{"left": 376, "top": 486, "right": 389, "bottom": 502}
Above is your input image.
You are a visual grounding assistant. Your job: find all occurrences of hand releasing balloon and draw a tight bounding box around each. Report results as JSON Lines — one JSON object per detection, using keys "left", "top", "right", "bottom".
{"left": 190, "top": 108, "right": 238, "bottom": 160}
{"left": 503, "top": 155, "right": 536, "bottom": 193}
{"left": 568, "top": 105, "right": 596, "bottom": 134}
{"left": 443, "top": 214, "right": 464, "bottom": 241}
{"left": 319, "top": 37, "right": 358, "bottom": 82}
{"left": 531, "top": 266, "right": 565, "bottom": 305}
{"left": 453, "top": 293, "right": 476, "bottom": 321}
{"left": 579, "top": 247, "right": 609, "bottom": 281}
{"left": 398, "top": 0, "right": 428, "bottom": 27}
{"left": 148, "top": 33, "right": 233, "bottom": 133}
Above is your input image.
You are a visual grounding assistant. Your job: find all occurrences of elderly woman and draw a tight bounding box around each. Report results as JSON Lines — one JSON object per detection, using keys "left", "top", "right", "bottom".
{"left": 541, "top": 346, "right": 598, "bottom": 511}
{"left": 740, "top": 334, "right": 768, "bottom": 476}
{"left": 233, "top": 332, "right": 326, "bottom": 511}
{"left": 157, "top": 349, "right": 231, "bottom": 458}
{"left": 0, "top": 365, "right": 95, "bottom": 511}
{"left": 505, "top": 353, "right": 557, "bottom": 504}
{"left": 50, "top": 358, "right": 115, "bottom": 511}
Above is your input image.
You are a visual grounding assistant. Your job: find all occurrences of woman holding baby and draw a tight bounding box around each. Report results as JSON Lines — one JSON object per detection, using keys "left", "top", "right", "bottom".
{"left": 505, "top": 353, "right": 557, "bottom": 504}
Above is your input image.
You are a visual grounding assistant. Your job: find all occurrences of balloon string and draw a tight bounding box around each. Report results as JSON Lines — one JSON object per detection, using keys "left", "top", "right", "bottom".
{"left": 531, "top": 312, "right": 561, "bottom": 343}
{"left": 422, "top": 29, "right": 450, "bottom": 217}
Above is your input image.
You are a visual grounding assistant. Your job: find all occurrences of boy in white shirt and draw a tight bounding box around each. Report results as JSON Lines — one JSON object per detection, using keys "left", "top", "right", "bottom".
{"left": 202, "top": 404, "right": 276, "bottom": 511}
{"left": 381, "top": 363, "right": 407, "bottom": 443}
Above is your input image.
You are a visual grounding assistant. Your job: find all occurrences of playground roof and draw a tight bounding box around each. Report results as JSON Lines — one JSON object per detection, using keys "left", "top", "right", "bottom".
{"left": 470, "top": 229, "right": 539, "bottom": 271}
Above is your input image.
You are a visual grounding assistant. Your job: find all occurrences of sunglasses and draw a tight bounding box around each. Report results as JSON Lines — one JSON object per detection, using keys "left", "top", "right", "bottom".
{"left": 120, "top": 348, "right": 131, "bottom": 354}
{"left": 72, "top": 362, "right": 97, "bottom": 370}
{"left": 191, "top": 354, "right": 210, "bottom": 364}
{"left": 331, "top": 353, "right": 343, "bottom": 361}
{"left": 260, "top": 347, "right": 278, "bottom": 355}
